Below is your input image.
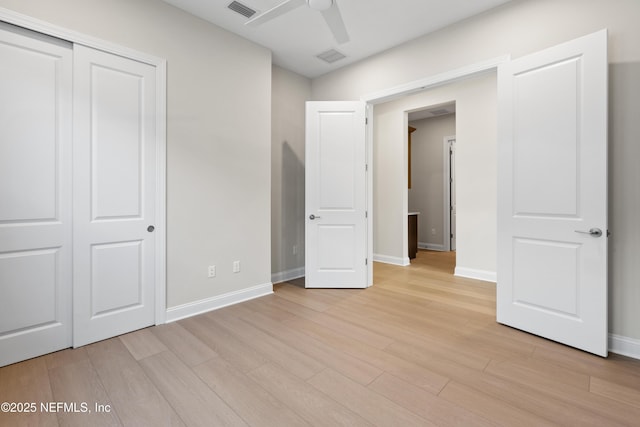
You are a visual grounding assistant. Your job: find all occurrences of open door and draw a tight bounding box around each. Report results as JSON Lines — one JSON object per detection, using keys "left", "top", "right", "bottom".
{"left": 305, "top": 101, "right": 368, "bottom": 288}
{"left": 497, "top": 30, "right": 608, "bottom": 356}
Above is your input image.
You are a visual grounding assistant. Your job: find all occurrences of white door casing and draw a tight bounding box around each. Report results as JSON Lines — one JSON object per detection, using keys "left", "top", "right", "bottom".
{"left": 305, "top": 101, "right": 368, "bottom": 288}
{"left": 497, "top": 30, "right": 608, "bottom": 356}
{"left": 0, "top": 23, "right": 73, "bottom": 367}
{"left": 443, "top": 136, "right": 456, "bottom": 252}
{"left": 72, "top": 45, "right": 157, "bottom": 346}
{"left": 449, "top": 138, "right": 457, "bottom": 251}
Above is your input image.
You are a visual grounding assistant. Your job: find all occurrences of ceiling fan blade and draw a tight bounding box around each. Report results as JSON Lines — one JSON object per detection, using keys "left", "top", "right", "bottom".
{"left": 245, "top": 0, "right": 306, "bottom": 27}
{"left": 321, "top": 2, "right": 349, "bottom": 44}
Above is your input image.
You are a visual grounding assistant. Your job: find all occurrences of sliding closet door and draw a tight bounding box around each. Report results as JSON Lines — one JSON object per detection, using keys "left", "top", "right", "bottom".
{"left": 0, "top": 23, "right": 73, "bottom": 366}
{"left": 72, "top": 45, "right": 157, "bottom": 346}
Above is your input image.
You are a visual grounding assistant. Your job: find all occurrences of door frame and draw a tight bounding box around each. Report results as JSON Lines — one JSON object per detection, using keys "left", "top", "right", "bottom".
{"left": 360, "top": 55, "right": 509, "bottom": 277}
{"left": 0, "top": 7, "right": 168, "bottom": 324}
{"left": 443, "top": 135, "right": 456, "bottom": 252}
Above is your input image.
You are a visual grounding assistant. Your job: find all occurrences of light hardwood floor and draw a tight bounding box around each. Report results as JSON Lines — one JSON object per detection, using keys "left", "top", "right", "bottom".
{"left": 1, "top": 250, "right": 639, "bottom": 426}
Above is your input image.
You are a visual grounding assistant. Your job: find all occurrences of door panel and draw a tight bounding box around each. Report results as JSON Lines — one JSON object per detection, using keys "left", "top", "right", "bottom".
{"left": 0, "top": 249, "right": 59, "bottom": 332}
{"left": 318, "top": 225, "right": 356, "bottom": 269}
{"left": 73, "top": 45, "right": 156, "bottom": 346}
{"left": 306, "top": 101, "right": 367, "bottom": 288}
{"left": 91, "top": 66, "right": 145, "bottom": 220}
{"left": 513, "top": 58, "right": 579, "bottom": 216}
{"left": 91, "top": 241, "right": 144, "bottom": 316}
{"left": 0, "top": 23, "right": 73, "bottom": 367}
{"left": 512, "top": 239, "right": 579, "bottom": 316}
{"left": 497, "top": 30, "right": 608, "bottom": 356}
{"left": 0, "top": 45, "right": 58, "bottom": 222}
{"left": 318, "top": 114, "right": 357, "bottom": 209}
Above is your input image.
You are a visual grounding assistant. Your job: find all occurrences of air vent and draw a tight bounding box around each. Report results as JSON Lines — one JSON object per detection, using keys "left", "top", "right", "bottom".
{"left": 228, "top": 1, "right": 257, "bottom": 18}
{"left": 430, "top": 109, "right": 451, "bottom": 116}
{"left": 316, "top": 49, "right": 346, "bottom": 64}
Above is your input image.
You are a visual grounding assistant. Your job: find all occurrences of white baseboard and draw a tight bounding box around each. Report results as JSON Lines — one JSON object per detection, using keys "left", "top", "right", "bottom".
{"left": 609, "top": 333, "right": 640, "bottom": 360}
{"left": 373, "top": 253, "right": 410, "bottom": 266}
{"left": 454, "top": 267, "right": 497, "bottom": 283}
{"left": 272, "top": 267, "right": 305, "bottom": 284}
{"left": 418, "top": 242, "right": 445, "bottom": 251}
{"left": 165, "top": 282, "right": 273, "bottom": 323}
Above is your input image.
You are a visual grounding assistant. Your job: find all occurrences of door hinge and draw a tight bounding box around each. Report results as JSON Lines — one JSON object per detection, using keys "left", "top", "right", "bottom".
{"left": 365, "top": 211, "right": 368, "bottom": 218}
{"left": 365, "top": 258, "right": 368, "bottom": 265}
{"left": 451, "top": 233, "right": 454, "bottom": 238}
{"left": 365, "top": 117, "right": 368, "bottom": 125}
{"left": 365, "top": 164, "right": 368, "bottom": 172}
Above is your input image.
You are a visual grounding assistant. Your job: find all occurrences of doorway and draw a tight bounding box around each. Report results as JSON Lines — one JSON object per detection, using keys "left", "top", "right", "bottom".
{"left": 446, "top": 136, "right": 456, "bottom": 251}
{"left": 368, "top": 68, "right": 498, "bottom": 282}
{"left": 407, "top": 104, "right": 456, "bottom": 268}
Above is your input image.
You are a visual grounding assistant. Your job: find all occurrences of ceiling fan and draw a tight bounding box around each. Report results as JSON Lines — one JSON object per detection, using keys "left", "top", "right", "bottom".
{"left": 245, "top": 0, "right": 349, "bottom": 44}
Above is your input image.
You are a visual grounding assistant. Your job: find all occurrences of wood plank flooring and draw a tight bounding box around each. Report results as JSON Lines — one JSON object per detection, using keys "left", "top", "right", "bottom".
{"left": 1, "top": 250, "right": 639, "bottom": 426}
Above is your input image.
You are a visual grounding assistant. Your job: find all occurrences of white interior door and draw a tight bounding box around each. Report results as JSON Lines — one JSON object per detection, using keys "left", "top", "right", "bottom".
{"left": 0, "top": 23, "right": 73, "bottom": 367}
{"left": 73, "top": 45, "right": 157, "bottom": 346}
{"left": 497, "top": 30, "right": 608, "bottom": 356}
{"left": 305, "top": 101, "right": 367, "bottom": 288}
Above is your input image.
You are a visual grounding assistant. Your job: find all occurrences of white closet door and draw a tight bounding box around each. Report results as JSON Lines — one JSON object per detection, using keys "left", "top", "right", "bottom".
{"left": 72, "top": 45, "right": 157, "bottom": 346}
{"left": 0, "top": 23, "right": 73, "bottom": 367}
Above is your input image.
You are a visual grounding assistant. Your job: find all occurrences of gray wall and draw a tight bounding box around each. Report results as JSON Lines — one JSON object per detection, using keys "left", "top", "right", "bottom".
{"left": 409, "top": 114, "right": 456, "bottom": 250}
{"left": 271, "top": 65, "right": 311, "bottom": 282}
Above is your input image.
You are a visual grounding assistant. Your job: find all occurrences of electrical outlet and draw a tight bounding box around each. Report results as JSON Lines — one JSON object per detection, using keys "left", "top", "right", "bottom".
{"left": 431, "top": 228, "right": 436, "bottom": 235}
{"left": 293, "top": 245, "right": 298, "bottom": 255}
{"left": 233, "top": 260, "right": 240, "bottom": 273}
{"left": 208, "top": 265, "right": 216, "bottom": 278}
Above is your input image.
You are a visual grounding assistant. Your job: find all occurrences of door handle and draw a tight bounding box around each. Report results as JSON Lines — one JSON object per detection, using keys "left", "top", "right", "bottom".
{"left": 574, "top": 228, "right": 602, "bottom": 237}
{"left": 147, "top": 225, "right": 155, "bottom": 232}
{"left": 309, "top": 214, "right": 321, "bottom": 220}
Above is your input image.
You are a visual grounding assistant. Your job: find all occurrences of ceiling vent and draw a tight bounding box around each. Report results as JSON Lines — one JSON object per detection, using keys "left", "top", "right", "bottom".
{"left": 228, "top": 1, "right": 257, "bottom": 19}
{"left": 316, "top": 49, "right": 346, "bottom": 64}
{"left": 430, "top": 109, "right": 451, "bottom": 116}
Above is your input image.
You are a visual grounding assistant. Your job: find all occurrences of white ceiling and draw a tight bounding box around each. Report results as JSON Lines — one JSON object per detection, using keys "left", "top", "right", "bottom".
{"left": 161, "top": 0, "right": 513, "bottom": 78}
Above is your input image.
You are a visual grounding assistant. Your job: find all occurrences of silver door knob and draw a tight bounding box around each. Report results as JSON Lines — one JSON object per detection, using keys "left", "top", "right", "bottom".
{"left": 574, "top": 228, "right": 602, "bottom": 237}
{"left": 309, "top": 214, "right": 321, "bottom": 220}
